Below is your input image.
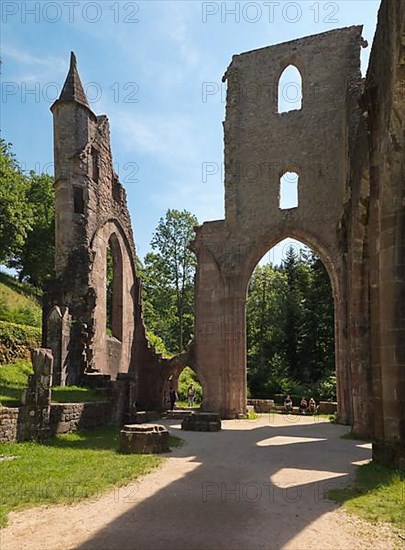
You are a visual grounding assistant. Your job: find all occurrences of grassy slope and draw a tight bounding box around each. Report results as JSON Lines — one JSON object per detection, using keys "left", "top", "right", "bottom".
{"left": 0, "top": 272, "right": 42, "bottom": 327}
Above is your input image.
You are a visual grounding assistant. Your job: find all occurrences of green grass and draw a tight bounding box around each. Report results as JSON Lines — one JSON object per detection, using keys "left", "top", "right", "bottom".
{"left": 0, "top": 359, "right": 33, "bottom": 405}
{"left": 0, "top": 426, "right": 163, "bottom": 527}
{"left": 329, "top": 462, "right": 405, "bottom": 530}
{"left": 0, "top": 360, "right": 107, "bottom": 406}
{"left": 175, "top": 400, "right": 201, "bottom": 409}
{"left": 168, "top": 435, "right": 184, "bottom": 448}
{"left": 51, "top": 386, "right": 107, "bottom": 403}
{"left": 0, "top": 272, "right": 42, "bottom": 327}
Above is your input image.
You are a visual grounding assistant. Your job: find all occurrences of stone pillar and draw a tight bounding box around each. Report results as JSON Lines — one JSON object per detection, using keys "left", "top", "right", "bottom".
{"left": 222, "top": 277, "right": 247, "bottom": 418}
{"left": 22, "top": 348, "right": 53, "bottom": 441}
{"left": 45, "top": 306, "right": 71, "bottom": 386}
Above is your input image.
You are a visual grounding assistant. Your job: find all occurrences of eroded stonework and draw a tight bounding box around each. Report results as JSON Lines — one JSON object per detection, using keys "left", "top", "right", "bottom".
{"left": 192, "top": 1, "right": 404, "bottom": 467}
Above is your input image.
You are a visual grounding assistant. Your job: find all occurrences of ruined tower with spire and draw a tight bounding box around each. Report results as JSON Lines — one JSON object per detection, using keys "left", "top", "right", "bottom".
{"left": 45, "top": 53, "right": 143, "bottom": 386}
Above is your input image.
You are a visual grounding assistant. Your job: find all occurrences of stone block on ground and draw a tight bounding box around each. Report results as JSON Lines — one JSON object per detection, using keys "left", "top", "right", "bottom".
{"left": 318, "top": 401, "right": 337, "bottom": 415}
{"left": 247, "top": 399, "right": 275, "bottom": 413}
{"left": 181, "top": 412, "right": 221, "bottom": 432}
{"left": 120, "top": 424, "right": 169, "bottom": 454}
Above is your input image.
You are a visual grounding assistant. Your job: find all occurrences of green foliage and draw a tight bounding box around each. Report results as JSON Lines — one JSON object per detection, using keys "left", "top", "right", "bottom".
{"left": 177, "top": 366, "right": 202, "bottom": 403}
{"left": 247, "top": 246, "right": 335, "bottom": 399}
{"left": 146, "top": 330, "right": 172, "bottom": 358}
{"left": 0, "top": 140, "right": 33, "bottom": 264}
{"left": 0, "top": 321, "right": 41, "bottom": 364}
{"left": 0, "top": 426, "right": 163, "bottom": 527}
{"left": 141, "top": 209, "right": 198, "bottom": 353}
{"left": 7, "top": 172, "right": 55, "bottom": 287}
{"left": 0, "top": 139, "right": 55, "bottom": 288}
{"left": 106, "top": 246, "right": 114, "bottom": 334}
{"left": 328, "top": 462, "right": 405, "bottom": 530}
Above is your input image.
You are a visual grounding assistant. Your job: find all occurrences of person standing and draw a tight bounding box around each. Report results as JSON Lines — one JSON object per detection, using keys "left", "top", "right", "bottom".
{"left": 187, "top": 384, "right": 196, "bottom": 408}
{"left": 169, "top": 386, "right": 177, "bottom": 411}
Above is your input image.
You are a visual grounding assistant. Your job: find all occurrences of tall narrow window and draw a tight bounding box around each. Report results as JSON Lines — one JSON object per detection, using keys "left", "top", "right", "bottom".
{"left": 278, "top": 65, "right": 302, "bottom": 113}
{"left": 91, "top": 147, "right": 99, "bottom": 182}
{"left": 105, "top": 234, "right": 123, "bottom": 340}
{"left": 280, "top": 172, "right": 299, "bottom": 209}
{"left": 73, "top": 186, "right": 84, "bottom": 214}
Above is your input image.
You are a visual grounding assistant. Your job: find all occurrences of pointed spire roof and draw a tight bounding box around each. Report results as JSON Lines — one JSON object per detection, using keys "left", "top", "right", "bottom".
{"left": 58, "top": 52, "right": 90, "bottom": 108}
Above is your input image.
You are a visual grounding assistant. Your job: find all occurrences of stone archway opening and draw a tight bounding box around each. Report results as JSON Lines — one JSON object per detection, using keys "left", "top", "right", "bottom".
{"left": 178, "top": 366, "right": 203, "bottom": 409}
{"left": 105, "top": 233, "right": 123, "bottom": 341}
{"left": 163, "top": 367, "right": 203, "bottom": 410}
{"left": 246, "top": 238, "right": 337, "bottom": 413}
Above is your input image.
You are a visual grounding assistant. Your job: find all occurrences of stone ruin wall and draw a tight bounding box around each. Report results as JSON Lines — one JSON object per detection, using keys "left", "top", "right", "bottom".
{"left": 192, "top": 26, "right": 364, "bottom": 420}
{"left": 348, "top": 0, "right": 405, "bottom": 465}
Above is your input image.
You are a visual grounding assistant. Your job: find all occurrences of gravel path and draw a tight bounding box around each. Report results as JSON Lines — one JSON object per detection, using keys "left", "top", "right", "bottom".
{"left": 0, "top": 415, "right": 398, "bottom": 549}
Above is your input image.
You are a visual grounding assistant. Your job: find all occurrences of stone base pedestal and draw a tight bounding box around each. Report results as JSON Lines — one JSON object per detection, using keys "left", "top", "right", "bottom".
{"left": 120, "top": 424, "right": 169, "bottom": 454}
{"left": 181, "top": 412, "right": 221, "bottom": 432}
{"left": 373, "top": 441, "right": 405, "bottom": 469}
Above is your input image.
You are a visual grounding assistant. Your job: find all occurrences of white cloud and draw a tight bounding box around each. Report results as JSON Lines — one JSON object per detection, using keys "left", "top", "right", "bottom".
{"left": 2, "top": 44, "right": 65, "bottom": 82}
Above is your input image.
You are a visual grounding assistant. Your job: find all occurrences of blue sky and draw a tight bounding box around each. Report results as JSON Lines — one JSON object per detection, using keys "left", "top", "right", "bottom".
{"left": 1, "top": 0, "right": 380, "bottom": 265}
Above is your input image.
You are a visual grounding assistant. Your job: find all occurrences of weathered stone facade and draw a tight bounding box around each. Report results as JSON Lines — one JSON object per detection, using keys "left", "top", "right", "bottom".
{"left": 0, "top": 407, "right": 22, "bottom": 443}
{"left": 192, "top": 1, "right": 404, "bottom": 466}
{"left": 44, "top": 53, "right": 147, "bottom": 385}
{"left": 192, "top": 26, "right": 363, "bottom": 421}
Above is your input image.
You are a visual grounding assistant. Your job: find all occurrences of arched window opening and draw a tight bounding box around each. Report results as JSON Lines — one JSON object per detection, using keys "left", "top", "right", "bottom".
{"left": 280, "top": 172, "right": 299, "bottom": 209}
{"left": 105, "top": 234, "right": 123, "bottom": 340}
{"left": 247, "top": 239, "right": 336, "bottom": 409}
{"left": 277, "top": 64, "right": 302, "bottom": 113}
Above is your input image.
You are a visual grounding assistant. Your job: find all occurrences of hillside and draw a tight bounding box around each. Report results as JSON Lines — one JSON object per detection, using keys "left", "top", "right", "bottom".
{"left": 0, "top": 271, "right": 42, "bottom": 327}
{"left": 0, "top": 271, "right": 42, "bottom": 364}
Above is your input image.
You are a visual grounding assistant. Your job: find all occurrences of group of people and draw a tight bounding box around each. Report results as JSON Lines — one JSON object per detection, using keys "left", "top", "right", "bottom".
{"left": 284, "top": 395, "right": 317, "bottom": 414}
{"left": 168, "top": 384, "right": 196, "bottom": 411}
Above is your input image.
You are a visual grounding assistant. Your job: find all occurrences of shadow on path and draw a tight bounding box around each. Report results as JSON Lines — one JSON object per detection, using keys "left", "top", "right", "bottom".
{"left": 76, "top": 416, "right": 371, "bottom": 550}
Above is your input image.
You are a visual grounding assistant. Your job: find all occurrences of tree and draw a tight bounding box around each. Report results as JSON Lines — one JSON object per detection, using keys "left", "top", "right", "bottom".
{"left": 142, "top": 209, "right": 198, "bottom": 353}
{"left": 246, "top": 245, "right": 335, "bottom": 399}
{"left": 301, "top": 252, "right": 335, "bottom": 381}
{"left": 8, "top": 172, "right": 55, "bottom": 287}
{"left": 246, "top": 264, "right": 288, "bottom": 397}
{"left": 0, "top": 139, "right": 33, "bottom": 264}
{"left": 281, "top": 246, "right": 311, "bottom": 382}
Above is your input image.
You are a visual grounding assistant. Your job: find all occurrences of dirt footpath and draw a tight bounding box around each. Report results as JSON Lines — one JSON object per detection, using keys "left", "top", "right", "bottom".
{"left": 0, "top": 415, "right": 398, "bottom": 550}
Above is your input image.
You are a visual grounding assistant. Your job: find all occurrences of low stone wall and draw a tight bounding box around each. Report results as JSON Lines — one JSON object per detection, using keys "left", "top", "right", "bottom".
{"left": 0, "top": 406, "right": 23, "bottom": 443}
{"left": 247, "top": 399, "right": 275, "bottom": 413}
{"left": 318, "top": 401, "right": 337, "bottom": 415}
{"left": 0, "top": 401, "right": 113, "bottom": 442}
{"left": 50, "top": 402, "right": 113, "bottom": 434}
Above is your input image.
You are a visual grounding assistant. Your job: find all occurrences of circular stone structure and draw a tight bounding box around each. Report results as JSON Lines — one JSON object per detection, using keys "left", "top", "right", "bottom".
{"left": 120, "top": 424, "right": 169, "bottom": 454}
